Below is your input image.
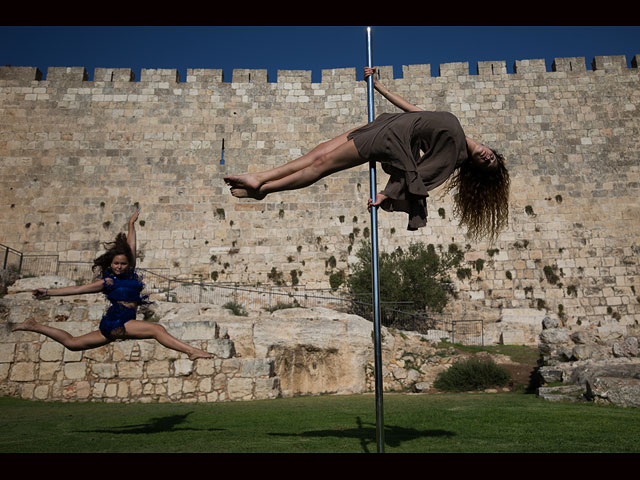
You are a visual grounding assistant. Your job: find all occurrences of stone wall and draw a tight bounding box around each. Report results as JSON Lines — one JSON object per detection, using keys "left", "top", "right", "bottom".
{"left": 1, "top": 276, "right": 468, "bottom": 402}
{"left": 1, "top": 54, "right": 639, "bottom": 334}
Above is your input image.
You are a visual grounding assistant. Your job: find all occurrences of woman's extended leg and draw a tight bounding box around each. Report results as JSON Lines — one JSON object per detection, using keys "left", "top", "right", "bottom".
{"left": 121, "top": 320, "right": 213, "bottom": 360}
{"left": 223, "top": 127, "right": 362, "bottom": 199}
{"left": 226, "top": 137, "right": 365, "bottom": 199}
{"left": 12, "top": 318, "right": 111, "bottom": 351}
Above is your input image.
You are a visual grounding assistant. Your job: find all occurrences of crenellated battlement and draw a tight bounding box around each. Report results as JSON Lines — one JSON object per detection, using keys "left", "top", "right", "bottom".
{"left": 1, "top": 54, "right": 638, "bottom": 84}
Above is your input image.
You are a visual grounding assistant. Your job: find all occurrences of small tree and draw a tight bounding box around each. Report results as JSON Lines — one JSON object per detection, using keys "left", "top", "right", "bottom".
{"left": 347, "top": 241, "right": 464, "bottom": 313}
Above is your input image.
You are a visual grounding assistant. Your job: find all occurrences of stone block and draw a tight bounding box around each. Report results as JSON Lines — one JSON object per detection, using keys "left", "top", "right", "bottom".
{"left": 11, "top": 361, "right": 38, "bottom": 382}
{"left": 146, "top": 360, "right": 170, "bottom": 377}
{"left": 94, "top": 68, "right": 134, "bottom": 82}
{"left": 213, "top": 373, "right": 227, "bottom": 391}
{"left": 592, "top": 55, "right": 627, "bottom": 71}
{"left": 91, "top": 363, "right": 117, "bottom": 379}
{"left": 477, "top": 61, "right": 507, "bottom": 76}
{"left": 46, "top": 67, "right": 88, "bottom": 81}
{"left": 38, "top": 362, "right": 60, "bottom": 380}
{"left": 538, "top": 366, "right": 564, "bottom": 383}
{"left": 64, "top": 362, "right": 86, "bottom": 380}
{"left": 540, "top": 328, "right": 570, "bottom": 344}
{"left": 105, "top": 383, "right": 117, "bottom": 398}
{"left": 612, "top": 337, "right": 638, "bottom": 358}
{"left": 227, "top": 377, "right": 254, "bottom": 400}
{"left": 34, "top": 385, "right": 49, "bottom": 400}
{"left": 162, "top": 320, "right": 218, "bottom": 342}
{"left": 117, "top": 361, "right": 143, "bottom": 378}
{"left": 552, "top": 57, "right": 586, "bottom": 72}
{"left": 167, "top": 377, "right": 183, "bottom": 397}
{"left": 514, "top": 59, "right": 547, "bottom": 73}
{"left": 40, "top": 341, "right": 64, "bottom": 362}
{"left": 500, "top": 329, "right": 526, "bottom": 345}
{"left": 198, "top": 377, "right": 212, "bottom": 393}
{"left": 63, "top": 349, "right": 83, "bottom": 363}
{"left": 77, "top": 381, "right": 91, "bottom": 399}
{"left": 117, "top": 381, "right": 129, "bottom": 398}
{"left": 174, "top": 359, "right": 193, "bottom": 376}
{"left": 588, "top": 376, "right": 640, "bottom": 407}
{"left": 0, "top": 344, "right": 15, "bottom": 363}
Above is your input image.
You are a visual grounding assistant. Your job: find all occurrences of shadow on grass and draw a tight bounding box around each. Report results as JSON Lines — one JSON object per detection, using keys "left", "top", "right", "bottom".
{"left": 77, "top": 412, "right": 225, "bottom": 435}
{"left": 269, "top": 416, "right": 455, "bottom": 453}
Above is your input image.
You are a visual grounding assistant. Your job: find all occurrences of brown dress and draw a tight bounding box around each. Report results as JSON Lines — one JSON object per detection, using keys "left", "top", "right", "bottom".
{"left": 347, "top": 111, "right": 468, "bottom": 230}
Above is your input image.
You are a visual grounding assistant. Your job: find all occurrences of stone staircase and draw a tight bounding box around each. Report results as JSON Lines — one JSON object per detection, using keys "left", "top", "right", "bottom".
{"left": 1, "top": 281, "right": 282, "bottom": 403}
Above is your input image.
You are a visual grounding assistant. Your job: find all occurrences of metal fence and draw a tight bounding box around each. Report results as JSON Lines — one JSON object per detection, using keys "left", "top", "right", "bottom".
{"left": 349, "top": 299, "right": 483, "bottom": 346}
{"left": 1, "top": 243, "right": 484, "bottom": 346}
{"left": 1, "top": 244, "right": 23, "bottom": 272}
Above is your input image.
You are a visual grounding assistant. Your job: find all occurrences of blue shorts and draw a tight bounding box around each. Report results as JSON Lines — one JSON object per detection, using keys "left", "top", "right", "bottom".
{"left": 99, "top": 303, "right": 137, "bottom": 340}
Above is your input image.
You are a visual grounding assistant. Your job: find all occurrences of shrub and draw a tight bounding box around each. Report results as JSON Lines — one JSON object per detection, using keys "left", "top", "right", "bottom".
{"left": 223, "top": 301, "right": 248, "bottom": 317}
{"left": 329, "top": 271, "right": 344, "bottom": 290}
{"left": 433, "top": 357, "right": 511, "bottom": 392}
{"left": 347, "top": 240, "right": 464, "bottom": 314}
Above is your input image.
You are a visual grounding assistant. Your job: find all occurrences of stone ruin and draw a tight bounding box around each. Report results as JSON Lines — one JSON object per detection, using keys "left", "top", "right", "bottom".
{"left": 2, "top": 274, "right": 639, "bottom": 407}
{"left": 536, "top": 316, "right": 640, "bottom": 407}
{"left": 1, "top": 275, "right": 473, "bottom": 403}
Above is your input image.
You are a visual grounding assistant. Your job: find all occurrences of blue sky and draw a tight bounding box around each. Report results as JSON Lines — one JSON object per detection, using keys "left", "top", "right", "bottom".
{"left": 1, "top": 26, "right": 639, "bottom": 82}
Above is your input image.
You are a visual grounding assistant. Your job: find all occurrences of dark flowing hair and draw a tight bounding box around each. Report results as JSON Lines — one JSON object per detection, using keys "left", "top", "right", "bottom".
{"left": 92, "top": 233, "right": 135, "bottom": 276}
{"left": 444, "top": 150, "right": 510, "bottom": 243}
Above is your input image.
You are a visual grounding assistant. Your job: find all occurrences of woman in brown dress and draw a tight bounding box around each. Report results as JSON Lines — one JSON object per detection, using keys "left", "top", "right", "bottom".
{"left": 224, "top": 67, "right": 509, "bottom": 241}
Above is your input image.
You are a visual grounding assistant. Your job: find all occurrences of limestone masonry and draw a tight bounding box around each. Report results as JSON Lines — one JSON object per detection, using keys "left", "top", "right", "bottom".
{"left": 1, "top": 54, "right": 639, "bottom": 334}
{"left": 2, "top": 277, "right": 465, "bottom": 403}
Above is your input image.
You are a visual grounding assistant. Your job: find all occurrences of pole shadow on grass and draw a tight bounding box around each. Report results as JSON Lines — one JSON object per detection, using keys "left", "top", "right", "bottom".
{"left": 76, "top": 412, "right": 225, "bottom": 435}
{"left": 269, "top": 416, "right": 455, "bottom": 453}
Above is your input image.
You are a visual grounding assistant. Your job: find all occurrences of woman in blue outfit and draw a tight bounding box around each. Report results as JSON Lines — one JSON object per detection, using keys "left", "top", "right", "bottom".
{"left": 12, "top": 210, "right": 213, "bottom": 360}
{"left": 225, "top": 67, "right": 510, "bottom": 241}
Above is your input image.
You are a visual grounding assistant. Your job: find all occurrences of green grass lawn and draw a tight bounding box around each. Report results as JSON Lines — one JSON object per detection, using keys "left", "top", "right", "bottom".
{"left": 1, "top": 392, "right": 638, "bottom": 453}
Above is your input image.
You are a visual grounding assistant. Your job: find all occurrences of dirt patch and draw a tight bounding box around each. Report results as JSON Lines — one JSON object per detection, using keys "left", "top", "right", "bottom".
{"left": 499, "top": 361, "right": 538, "bottom": 392}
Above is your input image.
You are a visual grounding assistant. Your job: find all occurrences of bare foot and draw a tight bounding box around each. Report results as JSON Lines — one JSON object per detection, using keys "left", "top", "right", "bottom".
{"left": 188, "top": 349, "right": 214, "bottom": 361}
{"left": 224, "top": 174, "right": 261, "bottom": 191}
{"left": 230, "top": 187, "right": 266, "bottom": 200}
{"left": 12, "top": 318, "right": 38, "bottom": 332}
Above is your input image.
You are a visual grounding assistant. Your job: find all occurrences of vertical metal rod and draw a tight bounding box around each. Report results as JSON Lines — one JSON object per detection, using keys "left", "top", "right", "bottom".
{"left": 366, "top": 26, "right": 385, "bottom": 454}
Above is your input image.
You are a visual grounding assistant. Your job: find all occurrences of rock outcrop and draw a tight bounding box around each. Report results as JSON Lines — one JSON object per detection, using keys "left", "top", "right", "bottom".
{"left": 536, "top": 316, "right": 640, "bottom": 407}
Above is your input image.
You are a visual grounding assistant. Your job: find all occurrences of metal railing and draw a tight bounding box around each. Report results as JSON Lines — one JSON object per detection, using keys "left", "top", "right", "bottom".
{"left": 1, "top": 244, "right": 23, "bottom": 272}
{"left": 1, "top": 243, "right": 483, "bottom": 345}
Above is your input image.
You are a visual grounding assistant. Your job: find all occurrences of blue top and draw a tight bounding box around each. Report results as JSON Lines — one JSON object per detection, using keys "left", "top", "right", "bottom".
{"left": 101, "top": 270, "right": 149, "bottom": 305}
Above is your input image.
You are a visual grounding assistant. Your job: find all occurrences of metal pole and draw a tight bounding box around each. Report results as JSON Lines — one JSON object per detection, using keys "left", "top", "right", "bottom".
{"left": 366, "top": 26, "right": 385, "bottom": 454}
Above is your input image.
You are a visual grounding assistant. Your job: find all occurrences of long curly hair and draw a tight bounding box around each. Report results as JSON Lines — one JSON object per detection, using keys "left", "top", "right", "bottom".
{"left": 92, "top": 233, "right": 135, "bottom": 276}
{"left": 444, "top": 150, "right": 510, "bottom": 243}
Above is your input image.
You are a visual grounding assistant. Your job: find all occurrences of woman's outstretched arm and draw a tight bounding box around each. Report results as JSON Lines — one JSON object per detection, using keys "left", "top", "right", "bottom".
{"left": 33, "top": 279, "right": 105, "bottom": 299}
{"left": 127, "top": 209, "right": 139, "bottom": 264}
{"left": 365, "top": 67, "right": 423, "bottom": 113}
